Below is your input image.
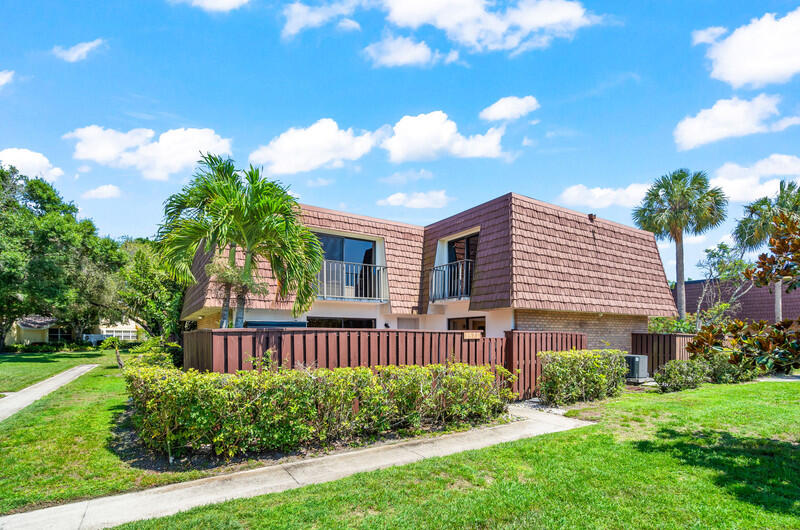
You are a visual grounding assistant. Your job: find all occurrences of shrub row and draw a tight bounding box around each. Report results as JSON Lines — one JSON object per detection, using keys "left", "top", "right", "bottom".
{"left": 124, "top": 361, "right": 515, "bottom": 459}
{"left": 539, "top": 349, "right": 627, "bottom": 406}
{"left": 654, "top": 352, "right": 759, "bottom": 393}
{"left": 2, "top": 341, "right": 93, "bottom": 353}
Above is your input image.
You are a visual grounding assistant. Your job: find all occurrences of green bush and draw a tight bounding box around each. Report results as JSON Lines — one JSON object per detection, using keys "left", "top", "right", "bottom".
{"left": 126, "top": 337, "right": 182, "bottom": 368}
{"left": 654, "top": 359, "right": 708, "bottom": 393}
{"left": 124, "top": 362, "right": 515, "bottom": 459}
{"left": 539, "top": 349, "right": 627, "bottom": 406}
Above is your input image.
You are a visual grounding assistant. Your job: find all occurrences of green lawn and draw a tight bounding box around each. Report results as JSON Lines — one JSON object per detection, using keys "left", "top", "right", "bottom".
{"left": 0, "top": 350, "right": 224, "bottom": 514}
{"left": 117, "top": 382, "right": 800, "bottom": 529}
{"left": 0, "top": 349, "right": 108, "bottom": 392}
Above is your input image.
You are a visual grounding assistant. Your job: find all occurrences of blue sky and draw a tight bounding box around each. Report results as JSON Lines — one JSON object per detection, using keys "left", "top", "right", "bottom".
{"left": 2, "top": 0, "right": 800, "bottom": 281}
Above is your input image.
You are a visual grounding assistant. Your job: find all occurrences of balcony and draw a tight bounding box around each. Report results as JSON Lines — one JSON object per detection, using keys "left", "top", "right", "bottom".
{"left": 316, "top": 260, "right": 388, "bottom": 302}
{"left": 429, "top": 259, "right": 474, "bottom": 302}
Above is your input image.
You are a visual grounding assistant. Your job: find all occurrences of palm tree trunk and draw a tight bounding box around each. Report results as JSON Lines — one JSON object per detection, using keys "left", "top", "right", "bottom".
{"left": 233, "top": 250, "right": 253, "bottom": 328}
{"left": 774, "top": 278, "right": 783, "bottom": 322}
{"left": 219, "top": 244, "right": 237, "bottom": 328}
{"left": 219, "top": 285, "right": 231, "bottom": 328}
{"left": 675, "top": 232, "right": 686, "bottom": 320}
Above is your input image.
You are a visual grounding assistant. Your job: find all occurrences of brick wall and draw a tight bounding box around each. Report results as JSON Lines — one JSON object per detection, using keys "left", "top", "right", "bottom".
{"left": 514, "top": 309, "right": 647, "bottom": 351}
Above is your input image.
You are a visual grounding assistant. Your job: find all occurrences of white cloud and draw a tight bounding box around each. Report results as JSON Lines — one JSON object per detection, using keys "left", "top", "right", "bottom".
{"left": 77, "top": 164, "right": 91, "bottom": 173}
{"left": 691, "top": 26, "right": 727, "bottom": 45}
{"left": 82, "top": 184, "right": 121, "bottom": 199}
{"left": 284, "top": 0, "right": 599, "bottom": 55}
{"left": 174, "top": 0, "right": 250, "bottom": 12}
{"left": 685, "top": 234, "right": 707, "bottom": 245}
{"left": 381, "top": 110, "right": 504, "bottom": 162}
{"left": 558, "top": 182, "right": 648, "bottom": 208}
{"left": 52, "top": 38, "right": 105, "bottom": 62}
{"left": 249, "top": 118, "right": 377, "bottom": 175}
{"left": 711, "top": 153, "right": 800, "bottom": 202}
{"left": 337, "top": 18, "right": 361, "bottom": 31}
{"left": 480, "top": 95, "right": 540, "bottom": 121}
{"left": 673, "top": 94, "right": 799, "bottom": 150}
{"left": 364, "top": 35, "right": 437, "bottom": 67}
{"left": 379, "top": 168, "right": 433, "bottom": 185}
{"left": 283, "top": 0, "right": 358, "bottom": 37}
{"left": 697, "top": 7, "right": 800, "bottom": 88}
{"left": 63, "top": 125, "right": 231, "bottom": 180}
{"left": 0, "top": 70, "right": 14, "bottom": 89}
{"left": 0, "top": 148, "right": 64, "bottom": 182}
{"left": 307, "top": 177, "right": 334, "bottom": 187}
{"left": 521, "top": 136, "right": 535, "bottom": 147}
{"left": 377, "top": 189, "right": 452, "bottom": 208}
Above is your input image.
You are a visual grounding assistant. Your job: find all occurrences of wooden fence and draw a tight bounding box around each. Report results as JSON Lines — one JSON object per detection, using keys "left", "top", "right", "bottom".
{"left": 630, "top": 333, "right": 694, "bottom": 374}
{"left": 184, "top": 328, "right": 586, "bottom": 399}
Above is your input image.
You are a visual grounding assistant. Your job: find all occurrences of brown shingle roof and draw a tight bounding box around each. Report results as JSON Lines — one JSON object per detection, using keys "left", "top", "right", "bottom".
{"left": 181, "top": 193, "right": 677, "bottom": 320}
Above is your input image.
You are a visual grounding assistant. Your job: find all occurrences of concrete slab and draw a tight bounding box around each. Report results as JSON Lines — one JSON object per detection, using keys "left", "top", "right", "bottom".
{"left": 0, "top": 365, "right": 98, "bottom": 423}
{"left": 0, "top": 408, "right": 590, "bottom": 530}
{"left": 758, "top": 374, "right": 800, "bottom": 382}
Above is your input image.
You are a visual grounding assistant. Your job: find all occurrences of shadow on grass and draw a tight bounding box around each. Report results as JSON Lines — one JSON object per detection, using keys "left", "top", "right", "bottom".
{"left": 0, "top": 351, "right": 103, "bottom": 364}
{"left": 635, "top": 427, "right": 800, "bottom": 517}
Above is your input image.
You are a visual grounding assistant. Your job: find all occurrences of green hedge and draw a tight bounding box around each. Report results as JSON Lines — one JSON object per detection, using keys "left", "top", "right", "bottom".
{"left": 124, "top": 361, "right": 515, "bottom": 459}
{"left": 653, "top": 359, "right": 708, "bottom": 393}
{"left": 539, "top": 349, "right": 627, "bottom": 406}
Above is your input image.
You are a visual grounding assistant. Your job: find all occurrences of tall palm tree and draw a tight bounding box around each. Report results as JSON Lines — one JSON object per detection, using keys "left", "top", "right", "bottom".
{"left": 158, "top": 153, "right": 240, "bottom": 327}
{"left": 733, "top": 180, "right": 800, "bottom": 321}
{"left": 159, "top": 157, "right": 323, "bottom": 327}
{"left": 633, "top": 169, "right": 727, "bottom": 320}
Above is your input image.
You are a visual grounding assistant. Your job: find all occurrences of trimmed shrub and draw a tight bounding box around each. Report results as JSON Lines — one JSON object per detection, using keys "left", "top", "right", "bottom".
{"left": 123, "top": 361, "right": 515, "bottom": 459}
{"left": 539, "top": 349, "right": 627, "bottom": 406}
{"left": 654, "top": 359, "right": 708, "bottom": 393}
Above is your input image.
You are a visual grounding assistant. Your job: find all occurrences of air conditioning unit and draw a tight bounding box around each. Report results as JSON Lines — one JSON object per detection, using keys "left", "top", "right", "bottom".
{"left": 624, "top": 354, "right": 649, "bottom": 383}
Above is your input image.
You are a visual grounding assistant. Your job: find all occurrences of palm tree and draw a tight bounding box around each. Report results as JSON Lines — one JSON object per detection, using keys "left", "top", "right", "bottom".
{"left": 159, "top": 157, "right": 323, "bottom": 327}
{"left": 733, "top": 180, "right": 800, "bottom": 321}
{"left": 158, "top": 153, "right": 240, "bottom": 327}
{"left": 633, "top": 169, "right": 727, "bottom": 320}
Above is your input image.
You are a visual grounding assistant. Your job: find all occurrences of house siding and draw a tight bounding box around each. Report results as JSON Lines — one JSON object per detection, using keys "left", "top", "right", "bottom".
{"left": 514, "top": 309, "right": 647, "bottom": 351}
{"left": 421, "top": 195, "right": 513, "bottom": 311}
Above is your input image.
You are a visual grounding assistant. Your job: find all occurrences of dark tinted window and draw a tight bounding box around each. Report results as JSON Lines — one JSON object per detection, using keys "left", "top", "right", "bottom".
{"left": 447, "top": 317, "right": 485, "bottom": 332}
{"left": 307, "top": 317, "right": 376, "bottom": 328}
{"left": 314, "top": 233, "right": 375, "bottom": 265}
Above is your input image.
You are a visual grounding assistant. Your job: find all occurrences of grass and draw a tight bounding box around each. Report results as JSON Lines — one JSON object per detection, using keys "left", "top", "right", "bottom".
{"left": 0, "top": 349, "right": 107, "bottom": 392}
{"left": 0, "top": 350, "right": 222, "bottom": 514}
{"left": 116, "top": 382, "right": 800, "bottom": 529}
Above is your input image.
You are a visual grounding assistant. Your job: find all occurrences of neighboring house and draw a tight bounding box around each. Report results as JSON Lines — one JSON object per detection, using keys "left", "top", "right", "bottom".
{"left": 3, "top": 317, "right": 145, "bottom": 345}
{"left": 675, "top": 280, "right": 800, "bottom": 323}
{"left": 181, "top": 193, "right": 677, "bottom": 350}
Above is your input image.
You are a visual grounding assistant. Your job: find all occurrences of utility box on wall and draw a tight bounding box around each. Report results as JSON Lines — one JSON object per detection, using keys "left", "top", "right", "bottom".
{"left": 624, "top": 354, "right": 649, "bottom": 383}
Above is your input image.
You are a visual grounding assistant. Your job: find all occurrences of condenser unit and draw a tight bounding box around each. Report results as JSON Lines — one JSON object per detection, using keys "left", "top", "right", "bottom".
{"left": 624, "top": 354, "right": 649, "bottom": 383}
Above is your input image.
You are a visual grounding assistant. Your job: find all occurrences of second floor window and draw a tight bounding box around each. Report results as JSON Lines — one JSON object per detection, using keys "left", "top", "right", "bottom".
{"left": 315, "top": 233, "right": 375, "bottom": 265}
{"left": 447, "top": 233, "right": 478, "bottom": 263}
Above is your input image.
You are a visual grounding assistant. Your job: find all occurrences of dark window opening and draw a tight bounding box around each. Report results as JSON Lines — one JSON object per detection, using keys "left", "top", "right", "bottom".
{"left": 447, "top": 317, "right": 486, "bottom": 332}
{"left": 48, "top": 327, "right": 72, "bottom": 342}
{"left": 307, "top": 317, "right": 376, "bottom": 329}
{"left": 315, "top": 233, "right": 375, "bottom": 265}
{"left": 447, "top": 233, "right": 478, "bottom": 263}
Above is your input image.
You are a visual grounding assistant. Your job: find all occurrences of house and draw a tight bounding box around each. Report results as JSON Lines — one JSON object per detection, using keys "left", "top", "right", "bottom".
{"left": 675, "top": 279, "right": 800, "bottom": 323}
{"left": 181, "top": 193, "right": 677, "bottom": 351}
{"left": 3, "top": 317, "right": 145, "bottom": 345}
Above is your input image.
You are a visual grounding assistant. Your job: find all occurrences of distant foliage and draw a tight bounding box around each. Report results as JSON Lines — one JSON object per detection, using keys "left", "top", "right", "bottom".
{"left": 648, "top": 317, "right": 696, "bottom": 334}
{"left": 539, "top": 350, "right": 627, "bottom": 406}
{"left": 653, "top": 359, "right": 708, "bottom": 393}
{"left": 124, "top": 362, "right": 515, "bottom": 459}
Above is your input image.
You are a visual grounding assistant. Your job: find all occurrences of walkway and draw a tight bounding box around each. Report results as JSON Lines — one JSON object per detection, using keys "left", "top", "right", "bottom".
{"left": 0, "top": 364, "right": 98, "bottom": 423}
{"left": 0, "top": 406, "right": 589, "bottom": 530}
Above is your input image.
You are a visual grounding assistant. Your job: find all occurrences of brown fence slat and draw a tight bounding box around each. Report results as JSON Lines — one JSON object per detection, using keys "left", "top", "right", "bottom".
{"left": 630, "top": 332, "right": 695, "bottom": 374}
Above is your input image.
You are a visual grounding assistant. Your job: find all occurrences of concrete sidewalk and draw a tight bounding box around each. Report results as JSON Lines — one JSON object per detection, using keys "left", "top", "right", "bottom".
{"left": 0, "top": 364, "right": 98, "bottom": 423}
{"left": 0, "top": 406, "right": 589, "bottom": 530}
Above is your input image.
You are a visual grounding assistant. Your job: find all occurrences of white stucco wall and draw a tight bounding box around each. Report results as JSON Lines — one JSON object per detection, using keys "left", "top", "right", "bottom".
{"left": 421, "top": 299, "right": 512, "bottom": 338}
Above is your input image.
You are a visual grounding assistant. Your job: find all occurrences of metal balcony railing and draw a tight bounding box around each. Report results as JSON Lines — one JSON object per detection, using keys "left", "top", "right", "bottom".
{"left": 429, "top": 259, "right": 474, "bottom": 301}
{"left": 316, "top": 260, "right": 389, "bottom": 301}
